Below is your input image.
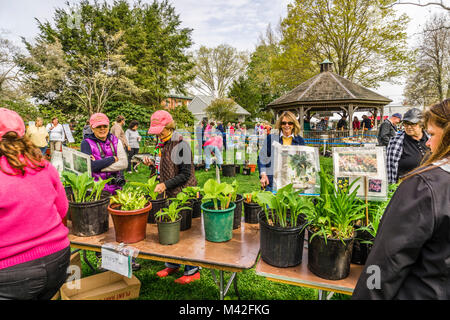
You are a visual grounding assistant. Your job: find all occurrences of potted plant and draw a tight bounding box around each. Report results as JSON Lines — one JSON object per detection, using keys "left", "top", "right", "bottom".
{"left": 182, "top": 186, "right": 203, "bottom": 218}
{"left": 155, "top": 199, "right": 192, "bottom": 245}
{"left": 243, "top": 191, "right": 262, "bottom": 224}
{"left": 230, "top": 180, "right": 244, "bottom": 229}
{"left": 172, "top": 192, "right": 194, "bottom": 231}
{"left": 108, "top": 187, "right": 152, "bottom": 244}
{"left": 130, "top": 175, "right": 168, "bottom": 223}
{"left": 62, "top": 172, "right": 112, "bottom": 237}
{"left": 352, "top": 183, "right": 398, "bottom": 264}
{"left": 256, "top": 184, "right": 314, "bottom": 268}
{"left": 302, "top": 169, "right": 367, "bottom": 280}
{"left": 201, "top": 179, "right": 236, "bottom": 242}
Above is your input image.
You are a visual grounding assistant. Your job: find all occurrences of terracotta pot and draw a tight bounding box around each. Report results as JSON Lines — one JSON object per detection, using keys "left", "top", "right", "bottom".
{"left": 108, "top": 202, "right": 152, "bottom": 244}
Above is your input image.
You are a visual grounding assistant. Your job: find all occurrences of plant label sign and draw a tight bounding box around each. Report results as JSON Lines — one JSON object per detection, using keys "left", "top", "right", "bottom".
{"left": 62, "top": 146, "right": 92, "bottom": 176}
{"left": 101, "top": 243, "right": 139, "bottom": 278}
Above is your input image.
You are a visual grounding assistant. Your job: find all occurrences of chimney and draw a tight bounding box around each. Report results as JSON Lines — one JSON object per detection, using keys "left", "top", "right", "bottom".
{"left": 320, "top": 59, "right": 333, "bottom": 73}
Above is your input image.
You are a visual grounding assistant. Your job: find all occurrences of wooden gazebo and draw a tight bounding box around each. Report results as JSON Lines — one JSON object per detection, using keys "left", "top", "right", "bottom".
{"left": 267, "top": 60, "right": 392, "bottom": 137}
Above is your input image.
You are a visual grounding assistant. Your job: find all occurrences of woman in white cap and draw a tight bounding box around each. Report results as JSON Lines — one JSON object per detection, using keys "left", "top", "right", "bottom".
{"left": 387, "top": 108, "right": 430, "bottom": 184}
{"left": 144, "top": 110, "right": 200, "bottom": 285}
{"left": 0, "top": 108, "right": 70, "bottom": 300}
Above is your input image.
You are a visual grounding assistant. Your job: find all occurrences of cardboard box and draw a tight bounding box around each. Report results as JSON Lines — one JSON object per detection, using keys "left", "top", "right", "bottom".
{"left": 60, "top": 271, "right": 141, "bottom": 300}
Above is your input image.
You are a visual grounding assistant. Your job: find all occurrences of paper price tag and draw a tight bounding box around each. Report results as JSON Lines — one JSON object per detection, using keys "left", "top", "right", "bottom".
{"left": 101, "top": 247, "right": 132, "bottom": 278}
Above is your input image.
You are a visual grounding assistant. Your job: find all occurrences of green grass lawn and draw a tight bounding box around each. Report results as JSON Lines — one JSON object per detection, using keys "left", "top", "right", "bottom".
{"left": 76, "top": 156, "right": 349, "bottom": 300}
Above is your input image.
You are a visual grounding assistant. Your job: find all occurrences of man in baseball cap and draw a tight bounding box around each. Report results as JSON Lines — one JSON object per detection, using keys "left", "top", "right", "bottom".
{"left": 0, "top": 108, "right": 25, "bottom": 140}
{"left": 377, "top": 112, "right": 403, "bottom": 147}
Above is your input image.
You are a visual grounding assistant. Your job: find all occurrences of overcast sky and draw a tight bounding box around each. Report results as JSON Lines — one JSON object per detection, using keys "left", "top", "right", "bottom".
{"left": 0, "top": 0, "right": 447, "bottom": 103}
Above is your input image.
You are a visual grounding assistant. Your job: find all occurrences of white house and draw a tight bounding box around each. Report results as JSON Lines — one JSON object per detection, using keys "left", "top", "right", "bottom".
{"left": 187, "top": 95, "right": 251, "bottom": 123}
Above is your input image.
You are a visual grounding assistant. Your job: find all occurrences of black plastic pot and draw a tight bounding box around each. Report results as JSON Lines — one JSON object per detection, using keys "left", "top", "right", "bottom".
{"left": 179, "top": 206, "right": 193, "bottom": 231}
{"left": 222, "top": 164, "right": 236, "bottom": 177}
{"left": 244, "top": 201, "right": 262, "bottom": 224}
{"left": 147, "top": 197, "right": 169, "bottom": 224}
{"left": 69, "top": 191, "right": 111, "bottom": 237}
{"left": 190, "top": 196, "right": 203, "bottom": 218}
{"left": 307, "top": 229, "right": 355, "bottom": 280}
{"left": 232, "top": 194, "right": 244, "bottom": 229}
{"left": 242, "top": 167, "right": 251, "bottom": 175}
{"left": 351, "top": 229, "right": 374, "bottom": 265}
{"left": 259, "top": 211, "right": 307, "bottom": 268}
{"left": 235, "top": 165, "right": 241, "bottom": 174}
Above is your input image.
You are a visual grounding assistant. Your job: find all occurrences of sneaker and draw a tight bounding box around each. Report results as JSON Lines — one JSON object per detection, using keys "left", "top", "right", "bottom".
{"left": 127, "top": 171, "right": 132, "bottom": 174}
{"left": 156, "top": 267, "right": 179, "bottom": 278}
{"left": 174, "top": 272, "right": 200, "bottom": 284}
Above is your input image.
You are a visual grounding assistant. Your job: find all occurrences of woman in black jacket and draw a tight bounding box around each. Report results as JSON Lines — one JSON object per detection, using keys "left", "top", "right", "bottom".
{"left": 352, "top": 99, "right": 450, "bottom": 300}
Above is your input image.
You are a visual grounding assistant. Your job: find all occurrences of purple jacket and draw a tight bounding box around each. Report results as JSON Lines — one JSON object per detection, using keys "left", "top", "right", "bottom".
{"left": 81, "top": 133, "right": 121, "bottom": 194}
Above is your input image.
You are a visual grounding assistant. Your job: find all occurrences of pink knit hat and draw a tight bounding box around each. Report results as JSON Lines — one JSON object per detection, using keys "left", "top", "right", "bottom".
{"left": 148, "top": 110, "right": 173, "bottom": 134}
{"left": 89, "top": 113, "right": 110, "bottom": 128}
{"left": 0, "top": 108, "right": 25, "bottom": 141}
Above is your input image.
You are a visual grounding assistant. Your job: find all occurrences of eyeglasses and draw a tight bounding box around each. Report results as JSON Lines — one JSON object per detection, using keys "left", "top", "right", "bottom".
{"left": 403, "top": 122, "right": 419, "bottom": 127}
{"left": 95, "top": 125, "right": 108, "bottom": 129}
{"left": 281, "top": 121, "right": 294, "bottom": 126}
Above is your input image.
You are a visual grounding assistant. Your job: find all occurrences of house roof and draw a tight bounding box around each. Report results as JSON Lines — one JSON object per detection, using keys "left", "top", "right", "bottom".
{"left": 268, "top": 71, "right": 392, "bottom": 109}
{"left": 188, "top": 95, "right": 251, "bottom": 116}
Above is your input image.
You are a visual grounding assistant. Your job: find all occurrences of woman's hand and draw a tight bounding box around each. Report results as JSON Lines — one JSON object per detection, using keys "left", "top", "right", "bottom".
{"left": 143, "top": 156, "right": 154, "bottom": 166}
{"left": 260, "top": 173, "right": 269, "bottom": 188}
{"left": 154, "top": 183, "right": 166, "bottom": 194}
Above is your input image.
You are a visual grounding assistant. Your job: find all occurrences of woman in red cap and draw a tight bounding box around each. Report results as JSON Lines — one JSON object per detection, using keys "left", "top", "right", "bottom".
{"left": 144, "top": 110, "right": 200, "bottom": 284}
{"left": 80, "top": 113, "right": 128, "bottom": 194}
{"left": 0, "top": 108, "right": 70, "bottom": 300}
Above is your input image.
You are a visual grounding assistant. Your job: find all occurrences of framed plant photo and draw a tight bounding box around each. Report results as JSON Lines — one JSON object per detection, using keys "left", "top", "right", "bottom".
{"left": 333, "top": 146, "right": 385, "bottom": 177}
{"left": 62, "top": 146, "right": 92, "bottom": 176}
{"left": 333, "top": 146, "right": 388, "bottom": 201}
{"left": 272, "top": 142, "right": 320, "bottom": 195}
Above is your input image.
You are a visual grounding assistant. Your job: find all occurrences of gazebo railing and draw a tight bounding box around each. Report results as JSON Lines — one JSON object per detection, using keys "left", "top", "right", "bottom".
{"left": 303, "top": 130, "right": 378, "bottom": 146}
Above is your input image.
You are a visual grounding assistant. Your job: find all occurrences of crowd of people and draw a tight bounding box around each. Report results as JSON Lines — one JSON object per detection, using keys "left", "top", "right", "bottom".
{"left": 0, "top": 97, "right": 448, "bottom": 299}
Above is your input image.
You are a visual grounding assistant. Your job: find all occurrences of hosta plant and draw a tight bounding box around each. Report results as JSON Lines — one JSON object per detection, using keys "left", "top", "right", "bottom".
{"left": 110, "top": 188, "right": 148, "bottom": 211}
{"left": 62, "top": 171, "right": 111, "bottom": 203}
{"left": 202, "top": 179, "right": 234, "bottom": 210}
{"left": 130, "top": 175, "right": 160, "bottom": 200}
{"left": 155, "top": 199, "right": 192, "bottom": 223}
{"left": 181, "top": 186, "right": 203, "bottom": 199}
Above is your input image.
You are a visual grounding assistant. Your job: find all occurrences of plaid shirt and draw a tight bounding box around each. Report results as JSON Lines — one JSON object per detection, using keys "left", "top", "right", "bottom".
{"left": 387, "top": 131, "right": 405, "bottom": 184}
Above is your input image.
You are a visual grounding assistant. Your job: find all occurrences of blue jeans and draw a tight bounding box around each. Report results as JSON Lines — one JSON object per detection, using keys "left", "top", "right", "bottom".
{"left": 204, "top": 145, "right": 223, "bottom": 169}
{"left": 0, "top": 246, "right": 70, "bottom": 300}
{"left": 165, "top": 263, "right": 199, "bottom": 276}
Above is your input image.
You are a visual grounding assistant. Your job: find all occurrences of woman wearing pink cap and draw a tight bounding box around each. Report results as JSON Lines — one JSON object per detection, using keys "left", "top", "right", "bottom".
{"left": 0, "top": 108, "right": 70, "bottom": 300}
{"left": 144, "top": 110, "right": 200, "bottom": 284}
{"left": 80, "top": 113, "right": 128, "bottom": 195}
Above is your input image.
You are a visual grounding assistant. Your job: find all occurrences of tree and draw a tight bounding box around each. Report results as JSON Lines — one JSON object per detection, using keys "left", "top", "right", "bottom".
{"left": 190, "top": 44, "right": 248, "bottom": 98}
{"left": 404, "top": 14, "right": 450, "bottom": 105}
{"left": 275, "top": 0, "right": 412, "bottom": 90}
{"left": 18, "top": 0, "right": 194, "bottom": 115}
{"left": 205, "top": 98, "right": 238, "bottom": 123}
{"left": 0, "top": 33, "right": 23, "bottom": 100}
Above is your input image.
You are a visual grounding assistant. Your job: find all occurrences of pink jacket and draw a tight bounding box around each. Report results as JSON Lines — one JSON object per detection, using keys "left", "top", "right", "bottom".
{"left": 0, "top": 156, "right": 69, "bottom": 270}
{"left": 203, "top": 136, "right": 223, "bottom": 149}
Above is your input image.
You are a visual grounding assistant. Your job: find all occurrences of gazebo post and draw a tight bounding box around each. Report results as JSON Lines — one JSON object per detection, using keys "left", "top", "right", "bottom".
{"left": 298, "top": 107, "right": 305, "bottom": 137}
{"left": 374, "top": 107, "right": 378, "bottom": 129}
{"left": 349, "top": 104, "right": 354, "bottom": 137}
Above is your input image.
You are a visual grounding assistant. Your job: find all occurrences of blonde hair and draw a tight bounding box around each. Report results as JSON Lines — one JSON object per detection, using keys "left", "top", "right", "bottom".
{"left": 275, "top": 111, "right": 301, "bottom": 136}
{"left": 165, "top": 120, "right": 176, "bottom": 131}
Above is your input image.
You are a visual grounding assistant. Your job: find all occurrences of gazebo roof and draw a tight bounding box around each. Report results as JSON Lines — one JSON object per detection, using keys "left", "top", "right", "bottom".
{"left": 268, "top": 70, "right": 392, "bottom": 109}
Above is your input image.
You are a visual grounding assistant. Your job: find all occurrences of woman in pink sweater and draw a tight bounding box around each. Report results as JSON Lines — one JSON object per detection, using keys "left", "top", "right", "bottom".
{"left": 0, "top": 108, "right": 70, "bottom": 300}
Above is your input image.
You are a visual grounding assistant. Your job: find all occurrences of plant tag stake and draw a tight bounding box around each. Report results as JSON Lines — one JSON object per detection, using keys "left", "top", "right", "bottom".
{"left": 101, "top": 243, "right": 139, "bottom": 278}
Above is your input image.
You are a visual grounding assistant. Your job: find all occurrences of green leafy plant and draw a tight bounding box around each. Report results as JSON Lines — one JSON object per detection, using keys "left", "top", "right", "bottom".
{"left": 244, "top": 191, "right": 260, "bottom": 203}
{"left": 155, "top": 199, "right": 192, "bottom": 223}
{"left": 62, "top": 171, "right": 111, "bottom": 203}
{"left": 202, "top": 179, "right": 234, "bottom": 210}
{"left": 254, "top": 184, "right": 314, "bottom": 228}
{"left": 302, "top": 168, "right": 367, "bottom": 243}
{"left": 110, "top": 188, "right": 148, "bottom": 211}
{"left": 130, "top": 175, "right": 160, "bottom": 200}
{"left": 230, "top": 179, "right": 239, "bottom": 202}
{"left": 182, "top": 186, "right": 203, "bottom": 199}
